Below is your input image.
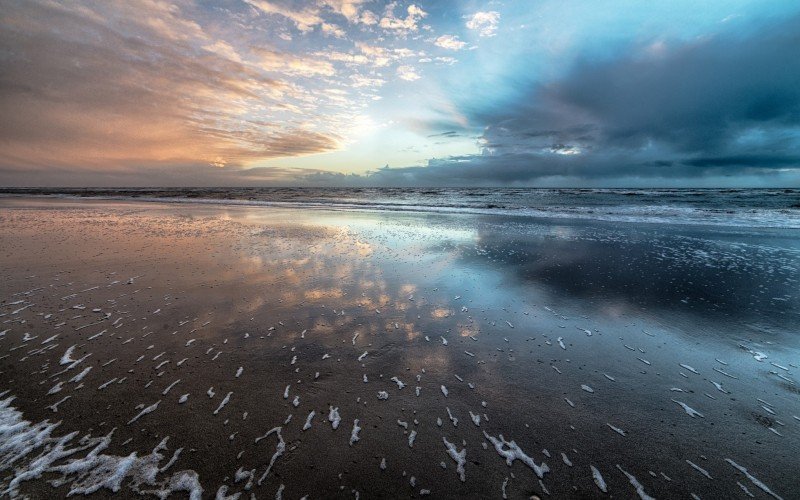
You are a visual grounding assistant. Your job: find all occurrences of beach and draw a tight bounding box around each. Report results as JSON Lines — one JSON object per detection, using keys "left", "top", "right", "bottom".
{"left": 1, "top": 196, "right": 798, "bottom": 499}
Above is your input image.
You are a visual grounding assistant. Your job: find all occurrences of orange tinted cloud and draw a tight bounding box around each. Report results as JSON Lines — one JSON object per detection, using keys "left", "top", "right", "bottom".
{"left": 0, "top": 0, "right": 340, "bottom": 178}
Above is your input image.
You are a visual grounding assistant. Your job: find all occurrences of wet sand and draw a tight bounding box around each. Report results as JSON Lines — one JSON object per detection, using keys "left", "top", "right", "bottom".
{"left": 1, "top": 197, "right": 799, "bottom": 499}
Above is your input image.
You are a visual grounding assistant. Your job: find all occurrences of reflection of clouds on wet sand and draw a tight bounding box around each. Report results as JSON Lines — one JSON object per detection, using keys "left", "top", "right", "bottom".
{"left": 0, "top": 198, "right": 798, "bottom": 499}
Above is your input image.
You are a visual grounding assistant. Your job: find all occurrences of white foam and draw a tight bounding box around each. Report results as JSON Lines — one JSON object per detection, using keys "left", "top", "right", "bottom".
{"left": 68, "top": 366, "right": 92, "bottom": 383}
{"left": 711, "top": 381, "right": 730, "bottom": 394}
{"left": 713, "top": 367, "right": 738, "bottom": 379}
{"left": 87, "top": 329, "right": 105, "bottom": 341}
{"left": 442, "top": 437, "right": 466, "bottom": 482}
{"left": 98, "top": 378, "right": 118, "bottom": 390}
{"left": 47, "top": 381, "right": 64, "bottom": 395}
{"left": 328, "top": 406, "right": 341, "bottom": 429}
{"left": 349, "top": 419, "right": 361, "bottom": 446}
{"left": 162, "top": 379, "right": 181, "bottom": 396}
{"left": 738, "top": 481, "right": 756, "bottom": 498}
{"left": 446, "top": 407, "right": 458, "bottom": 427}
{"left": 672, "top": 400, "right": 704, "bottom": 418}
{"left": 302, "top": 411, "right": 315, "bottom": 431}
{"left": 213, "top": 392, "right": 232, "bottom": 415}
{"left": 616, "top": 465, "right": 655, "bottom": 500}
{"left": 590, "top": 465, "right": 607, "bottom": 493}
{"left": 607, "top": 423, "right": 626, "bottom": 436}
{"left": 483, "top": 431, "right": 549, "bottom": 479}
{"left": 127, "top": 400, "right": 160, "bottom": 425}
{"left": 59, "top": 345, "right": 78, "bottom": 365}
{"left": 725, "top": 459, "right": 783, "bottom": 500}
{"left": 253, "top": 427, "right": 285, "bottom": 486}
{"left": 0, "top": 397, "right": 202, "bottom": 499}
{"left": 686, "top": 460, "right": 713, "bottom": 479}
{"left": 469, "top": 411, "right": 481, "bottom": 427}
{"left": 47, "top": 395, "right": 70, "bottom": 412}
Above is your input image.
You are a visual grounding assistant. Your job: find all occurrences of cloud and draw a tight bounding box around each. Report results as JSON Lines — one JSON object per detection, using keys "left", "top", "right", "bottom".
{"left": 322, "top": 50, "right": 370, "bottom": 65}
{"left": 396, "top": 65, "right": 421, "bottom": 81}
{"left": 4, "top": 1, "right": 797, "bottom": 188}
{"left": 352, "top": 42, "right": 425, "bottom": 68}
{"left": 465, "top": 11, "right": 500, "bottom": 37}
{"left": 481, "top": 17, "right": 800, "bottom": 168}
{"left": 302, "top": 14, "right": 800, "bottom": 187}
{"left": 350, "top": 75, "right": 386, "bottom": 88}
{"left": 379, "top": 4, "right": 427, "bottom": 35}
{"left": 203, "top": 40, "right": 244, "bottom": 63}
{"left": 0, "top": 0, "right": 341, "bottom": 178}
{"left": 255, "top": 48, "right": 337, "bottom": 76}
{"left": 244, "top": 0, "right": 323, "bottom": 32}
{"left": 434, "top": 35, "right": 466, "bottom": 51}
{"left": 321, "top": 0, "right": 367, "bottom": 23}
{"left": 0, "top": 162, "right": 345, "bottom": 187}
{"left": 359, "top": 10, "right": 378, "bottom": 25}
{"left": 321, "top": 22, "right": 347, "bottom": 38}
{"left": 246, "top": 0, "right": 373, "bottom": 31}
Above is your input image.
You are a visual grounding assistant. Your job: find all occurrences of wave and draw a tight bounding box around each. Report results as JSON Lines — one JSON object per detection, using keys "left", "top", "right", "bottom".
{"left": 2, "top": 188, "right": 799, "bottom": 228}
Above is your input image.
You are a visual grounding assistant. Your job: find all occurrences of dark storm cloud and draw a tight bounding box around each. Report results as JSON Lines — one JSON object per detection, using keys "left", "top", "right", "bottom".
{"left": 331, "top": 15, "right": 800, "bottom": 186}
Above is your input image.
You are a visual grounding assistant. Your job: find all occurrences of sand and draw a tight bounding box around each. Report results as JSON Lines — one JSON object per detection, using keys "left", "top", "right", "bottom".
{"left": 0, "top": 196, "right": 798, "bottom": 499}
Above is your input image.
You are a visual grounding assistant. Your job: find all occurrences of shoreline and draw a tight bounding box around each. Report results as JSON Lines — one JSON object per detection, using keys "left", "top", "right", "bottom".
{"left": 1, "top": 190, "right": 799, "bottom": 229}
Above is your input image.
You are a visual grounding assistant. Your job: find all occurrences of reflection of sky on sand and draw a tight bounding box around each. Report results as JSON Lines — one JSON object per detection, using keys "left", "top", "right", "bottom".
{"left": 198, "top": 202, "right": 800, "bottom": 394}
{"left": 256, "top": 207, "right": 798, "bottom": 479}
{"left": 1, "top": 198, "right": 799, "bottom": 499}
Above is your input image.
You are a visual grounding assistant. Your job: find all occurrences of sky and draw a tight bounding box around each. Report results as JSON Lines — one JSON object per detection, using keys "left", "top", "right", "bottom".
{"left": 1, "top": 0, "right": 799, "bottom": 187}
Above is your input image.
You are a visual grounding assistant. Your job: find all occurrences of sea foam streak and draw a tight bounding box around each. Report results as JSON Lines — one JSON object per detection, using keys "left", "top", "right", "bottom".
{"left": 0, "top": 396, "right": 202, "bottom": 498}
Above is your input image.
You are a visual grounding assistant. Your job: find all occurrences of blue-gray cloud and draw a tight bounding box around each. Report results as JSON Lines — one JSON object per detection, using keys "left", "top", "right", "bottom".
{"left": 324, "top": 14, "right": 800, "bottom": 186}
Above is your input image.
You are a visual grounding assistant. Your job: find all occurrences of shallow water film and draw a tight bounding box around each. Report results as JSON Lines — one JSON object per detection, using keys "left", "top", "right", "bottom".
{"left": 1, "top": 198, "right": 799, "bottom": 499}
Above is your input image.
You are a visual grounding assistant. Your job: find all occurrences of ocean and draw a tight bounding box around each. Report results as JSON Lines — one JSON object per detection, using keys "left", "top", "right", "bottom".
{"left": 2, "top": 187, "right": 799, "bottom": 228}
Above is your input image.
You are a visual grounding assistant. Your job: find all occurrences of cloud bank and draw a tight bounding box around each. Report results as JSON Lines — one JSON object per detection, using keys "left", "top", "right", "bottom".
{"left": 0, "top": 1, "right": 348, "bottom": 179}
{"left": 1, "top": 1, "right": 798, "bottom": 187}
{"left": 315, "top": 14, "right": 800, "bottom": 187}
